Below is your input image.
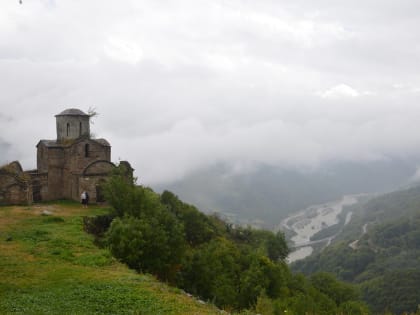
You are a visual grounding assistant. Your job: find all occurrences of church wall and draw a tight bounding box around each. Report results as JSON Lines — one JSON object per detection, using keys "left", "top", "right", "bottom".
{"left": 45, "top": 147, "right": 65, "bottom": 199}
{"left": 47, "top": 167, "right": 64, "bottom": 200}
{"left": 70, "top": 174, "right": 80, "bottom": 202}
{"left": 63, "top": 140, "right": 111, "bottom": 201}
{"left": 61, "top": 167, "right": 72, "bottom": 200}
{"left": 37, "top": 145, "right": 49, "bottom": 172}
{"left": 78, "top": 175, "right": 110, "bottom": 204}
{"left": 65, "top": 140, "right": 110, "bottom": 175}
{"left": 76, "top": 161, "right": 115, "bottom": 203}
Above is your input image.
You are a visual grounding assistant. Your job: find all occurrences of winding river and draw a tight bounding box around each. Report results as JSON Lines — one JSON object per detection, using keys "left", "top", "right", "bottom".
{"left": 279, "top": 195, "right": 359, "bottom": 263}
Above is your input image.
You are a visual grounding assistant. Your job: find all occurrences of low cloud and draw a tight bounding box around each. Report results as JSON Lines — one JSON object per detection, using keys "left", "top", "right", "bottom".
{"left": 2, "top": 1, "right": 420, "bottom": 185}
{"left": 317, "top": 84, "right": 360, "bottom": 99}
{"left": 0, "top": 139, "right": 13, "bottom": 166}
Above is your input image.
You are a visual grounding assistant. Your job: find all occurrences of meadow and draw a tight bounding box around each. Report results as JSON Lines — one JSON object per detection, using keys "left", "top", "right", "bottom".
{"left": 0, "top": 201, "right": 220, "bottom": 315}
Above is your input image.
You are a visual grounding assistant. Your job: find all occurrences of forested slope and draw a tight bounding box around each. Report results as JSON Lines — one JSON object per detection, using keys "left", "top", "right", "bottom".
{"left": 94, "top": 165, "right": 371, "bottom": 314}
{"left": 292, "top": 185, "right": 420, "bottom": 314}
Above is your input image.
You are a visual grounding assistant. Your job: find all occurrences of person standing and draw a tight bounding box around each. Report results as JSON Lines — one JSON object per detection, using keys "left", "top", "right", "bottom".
{"left": 81, "top": 191, "right": 87, "bottom": 208}
{"left": 85, "top": 191, "right": 89, "bottom": 207}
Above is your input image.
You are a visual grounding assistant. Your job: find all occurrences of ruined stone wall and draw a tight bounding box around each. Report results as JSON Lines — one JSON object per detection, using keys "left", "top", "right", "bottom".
{"left": 28, "top": 171, "right": 48, "bottom": 202}
{"left": 0, "top": 162, "right": 32, "bottom": 205}
{"left": 75, "top": 160, "right": 115, "bottom": 202}
{"left": 78, "top": 176, "right": 109, "bottom": 203}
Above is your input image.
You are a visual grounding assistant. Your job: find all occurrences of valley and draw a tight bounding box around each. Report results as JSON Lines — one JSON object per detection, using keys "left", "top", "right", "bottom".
{"left": 291, "top": 184, "right": 420, "bottom": 314}
{"left": 280, "top": 194, "right": 364, "bottom": 263}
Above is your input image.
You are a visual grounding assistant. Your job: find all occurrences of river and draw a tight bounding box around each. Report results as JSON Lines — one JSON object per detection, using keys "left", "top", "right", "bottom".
{"left": 279, "top": 195, "right": 359, "bottom": 263}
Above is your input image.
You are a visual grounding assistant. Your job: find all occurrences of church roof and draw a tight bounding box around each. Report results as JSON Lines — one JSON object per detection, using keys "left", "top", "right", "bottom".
{"left": 94, "top": 138, "right": 111, "bottom": 146}
{"left": 37, "top": 138, "right": 110, "bottom": 147}
{"left": 55, "top": 108, "right": 89, "bottom": 117}
{"left": 37, "top": 140, "right": 61, "bottom": 148}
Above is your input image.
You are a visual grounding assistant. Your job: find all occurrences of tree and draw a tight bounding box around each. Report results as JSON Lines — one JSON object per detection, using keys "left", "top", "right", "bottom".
{"left": 161, "top": 190, "right": 217, "bottom": 246}
{"left": 107, "top": 209, "right": 186, "bottom": 282}
{"left": 179, "top": 238, "right": 241, "bottom": 308}
{"left": 311, "top": 272, "right": 359, "bottom": 306}
{"left": 266, "top": 231, "right": 289, "bottom": 262}
{"left": 239, "top": 254, "right": 288, "bottom": 308}
{"left": 102, "top": 164, "right": 143, "bottom": 218}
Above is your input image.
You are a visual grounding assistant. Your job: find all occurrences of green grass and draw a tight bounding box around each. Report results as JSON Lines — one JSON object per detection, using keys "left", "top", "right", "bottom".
{"left": 0, "top": 202, "right": 220, "bottom": 315}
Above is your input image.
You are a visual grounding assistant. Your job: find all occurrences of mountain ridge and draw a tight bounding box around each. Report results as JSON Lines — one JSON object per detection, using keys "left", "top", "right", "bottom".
{"left": 157, "top": 159, "right": 417, "bottom": 228}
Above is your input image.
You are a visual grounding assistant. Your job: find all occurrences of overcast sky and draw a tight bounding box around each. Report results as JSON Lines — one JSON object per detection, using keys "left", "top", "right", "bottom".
{"left": 1, "top": 0, "right": 420, "bottom": 185}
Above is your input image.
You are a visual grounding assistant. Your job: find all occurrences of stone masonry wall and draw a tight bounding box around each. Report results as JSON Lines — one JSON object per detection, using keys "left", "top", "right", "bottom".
{"left": 0, "top": 162, "right": 33, "bottom": 205}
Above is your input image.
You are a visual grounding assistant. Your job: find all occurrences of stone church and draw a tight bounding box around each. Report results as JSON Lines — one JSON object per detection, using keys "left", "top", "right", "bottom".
{"left": 0, "top": 108, "right": 132, "bottom": 205}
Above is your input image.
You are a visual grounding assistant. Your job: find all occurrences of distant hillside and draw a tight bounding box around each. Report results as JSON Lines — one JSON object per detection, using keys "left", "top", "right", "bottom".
{"left": 0, "top": 202, "right": 219, "bottom": 315}
{"left": 292, "top": 185, "right": 420, "bottom": 314}
{"left": 156, "top": 159, "right": 416, "bottom": 228}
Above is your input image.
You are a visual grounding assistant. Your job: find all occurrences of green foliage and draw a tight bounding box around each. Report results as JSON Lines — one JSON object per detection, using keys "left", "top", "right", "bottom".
{"left": 338, "top": 301, "right": 371, "bottom": 315}
{"left": 179, "top": 239, "right": 288, "bottom": 309}
{"left": 102, "top": 167, "right": 143, "bottom": 218}
{"left": 293, "top": 241, "right": 376, "bottom": 281}
{"left": 255, "top": 292, "right": 275, "bottom": 315}
{"left": 293, "top": 185, "right": 420, "bottom": 314}
{"left": 238, "top": 254, "right": 288, "bottom": 307}
{"left": 361, "top": 270, "right": 420, "bottom": 314}
{"left": 310, "top": 272, "right": 359, "bottom": 306}
{"left": 178, "top": 238, "right": 241, "bottom": 308}
{"left": 99, "top": 167, "right": 371, "bottom": 313}
{"left": 82, "top": 214, "right": 114, "bottom": 239}
{"left": 107, "top": 211, "right": 186, "bottom": 282}
{"left": 161, "top": 190, "right": 218, "bottom": 246}
{"left": 266, "top": 231, "right": 289, "bottom": 261}
{"left": 225, "top": 225, "right": 289, "bottom": 263}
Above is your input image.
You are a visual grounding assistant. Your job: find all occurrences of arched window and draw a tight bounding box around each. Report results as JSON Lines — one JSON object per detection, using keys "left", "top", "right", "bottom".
{"left": 66, "top": 123, "right": 70, "bottom": 136}
{"left": 85, "top": 143, "right": 89, "bottom": 157}
{"left": 79, "top": 122, "right": 82, "bottom": 136}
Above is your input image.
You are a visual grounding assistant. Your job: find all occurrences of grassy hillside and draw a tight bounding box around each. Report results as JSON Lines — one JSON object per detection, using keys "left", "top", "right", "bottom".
{"left": 0, "top": 201, "right": 220, "bottom": 315}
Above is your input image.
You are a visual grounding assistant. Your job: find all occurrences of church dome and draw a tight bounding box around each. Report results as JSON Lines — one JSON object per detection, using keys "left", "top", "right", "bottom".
{"left": 55, "top": 108, "right": 89, "bottom": 117}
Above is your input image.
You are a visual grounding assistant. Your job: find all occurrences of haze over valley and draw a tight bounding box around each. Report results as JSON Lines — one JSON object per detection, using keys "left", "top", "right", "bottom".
{"left": 3, "top": 1, "right": 420, "bottom": 313}
{"left": 158, "top": 159, "right": 418, "bottom": 228}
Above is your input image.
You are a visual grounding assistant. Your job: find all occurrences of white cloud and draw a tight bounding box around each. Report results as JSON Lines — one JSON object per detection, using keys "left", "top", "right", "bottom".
{"left": 410, "top": 166, "right": 420, "bottom": 182}
{"left": 104, "top": 37, "right": 144, "bottom": 64}
{"left": 317, "top": 84, "right": 360, "bottom": 99}
{"left": 2, "top": 0, "right": 420, "bottom": 185}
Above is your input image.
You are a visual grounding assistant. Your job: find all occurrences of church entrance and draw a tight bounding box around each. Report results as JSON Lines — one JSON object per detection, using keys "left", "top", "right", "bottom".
{"left": 32, "top": 180, "right": 42, "bottom": 202}
{"left": 95, "top": 180, "right": 106, "bottom": 203}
